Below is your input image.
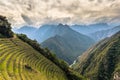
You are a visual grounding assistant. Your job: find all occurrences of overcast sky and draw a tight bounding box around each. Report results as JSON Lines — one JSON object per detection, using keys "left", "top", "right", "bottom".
{"left": 0, "top": 0, "right": 120, "bottom": 28}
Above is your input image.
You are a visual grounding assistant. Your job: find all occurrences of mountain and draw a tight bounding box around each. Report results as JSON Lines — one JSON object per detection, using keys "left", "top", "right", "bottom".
{"left": 88, "top": 25, "right": 120, "bottom": 41}
{"left": 41, "top": 35, "right": 74, "bottom": 63}
{"left": 72, "top": 31, "right": 120, "bottom": 80}
{"left": 41, "top": 24, "right": 95, "bottom": 64}
{"left": 33, "top": 23, "right": 82, "bottom": 43}
{"left": 32, "top": 24, "right": 58, "bottom": 43}
{"left": 71, "top": 23, "right": 120, "bottom": 42}
{"left": 70, "top": 23, "right": 111, "bottom": 35}
{"left": 13, "top": 26, "right": 37, "bottom": 39}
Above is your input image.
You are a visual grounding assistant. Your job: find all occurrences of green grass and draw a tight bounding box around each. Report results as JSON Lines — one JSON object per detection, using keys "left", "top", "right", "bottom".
{"left": 0, "top": 37, "right": 68, "bottom": 80}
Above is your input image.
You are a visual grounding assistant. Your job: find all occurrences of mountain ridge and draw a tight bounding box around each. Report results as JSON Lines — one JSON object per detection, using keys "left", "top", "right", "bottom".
{"left": 70, "top": 23, "right": 111, "bottom": 35}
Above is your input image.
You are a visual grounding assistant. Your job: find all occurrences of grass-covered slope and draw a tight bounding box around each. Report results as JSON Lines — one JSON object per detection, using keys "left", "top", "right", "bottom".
{"left": 73, "top": 31, "right": 120, "bottom": 80}
{"left": 0, "top": 37, "right": 68, "bottom": 80}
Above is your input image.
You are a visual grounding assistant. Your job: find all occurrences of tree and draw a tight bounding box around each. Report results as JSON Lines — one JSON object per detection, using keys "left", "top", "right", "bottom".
{"left": 0, "top": 15, "right": 13, "bottom": 38}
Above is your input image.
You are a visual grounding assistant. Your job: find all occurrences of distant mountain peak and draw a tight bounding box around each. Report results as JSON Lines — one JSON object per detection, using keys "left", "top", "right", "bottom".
{"left": 58, "top": 23, "right": 69, "bottom": 27}
{"left": 58, "top": 23, "right": 64, "bottom": 26}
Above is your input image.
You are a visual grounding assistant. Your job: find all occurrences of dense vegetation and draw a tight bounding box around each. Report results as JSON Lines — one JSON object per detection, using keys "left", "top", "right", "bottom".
{"left": 0, "top": 16, "right": 13, "bottom": 38}
{"left": 73, "top": 31, "right": 120, "bottom": 80}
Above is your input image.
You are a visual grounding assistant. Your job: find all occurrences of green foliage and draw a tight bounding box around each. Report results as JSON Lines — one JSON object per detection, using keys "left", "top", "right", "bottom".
{"left": 0, "top": 15, "right": 13, "bottom": 38}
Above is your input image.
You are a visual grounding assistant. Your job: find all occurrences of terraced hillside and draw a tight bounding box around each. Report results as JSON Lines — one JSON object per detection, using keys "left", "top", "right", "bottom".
{"left": 0, "top": 37, "right": 68, "bottom": 80}
{"left": 72, "top": 31, "right": 120, "bottom": 80}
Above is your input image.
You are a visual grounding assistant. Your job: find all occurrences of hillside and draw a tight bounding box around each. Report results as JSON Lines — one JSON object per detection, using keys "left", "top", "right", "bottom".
{"left": 0, "top": 37, "right": 68, "bottom": 80}
{"left": 41, "top": 24, "right": 94, "bottom": 64}
{"left": 72, "top": 31, "right": 120, "bottom": 80}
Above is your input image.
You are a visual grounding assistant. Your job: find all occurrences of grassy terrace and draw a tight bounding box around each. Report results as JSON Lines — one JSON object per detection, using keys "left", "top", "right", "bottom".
{"left": 0, "top": 37, "right": 68, "bottom": 80}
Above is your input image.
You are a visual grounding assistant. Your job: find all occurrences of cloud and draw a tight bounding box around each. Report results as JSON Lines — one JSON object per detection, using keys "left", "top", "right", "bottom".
{"left": 43, "top": 17, "right": 72, "bottom": 25}
{"left": 21, "top": 14, "right": 33, "bottom": 25}
{"left": 0, "top": 0, "right": 120, "bottom": 27}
